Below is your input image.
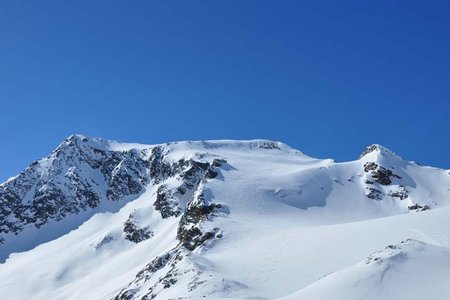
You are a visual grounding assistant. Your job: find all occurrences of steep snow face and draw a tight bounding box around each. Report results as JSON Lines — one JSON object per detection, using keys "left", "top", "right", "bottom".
{"left": 0, "top": 135, "right": 450, "bottom": 300}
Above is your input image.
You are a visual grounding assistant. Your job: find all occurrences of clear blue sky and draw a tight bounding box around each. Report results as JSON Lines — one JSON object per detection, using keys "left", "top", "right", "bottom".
{"left": 1, "top": 1, "right": 450, "bottom": 181}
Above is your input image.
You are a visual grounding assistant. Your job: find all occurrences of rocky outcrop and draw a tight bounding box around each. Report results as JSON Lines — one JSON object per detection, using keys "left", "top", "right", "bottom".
{"left": 148, "top": 146, "right": 172, "bottom": 184}
{"left": 123, "top": 214, "right": 153, "bottom": 243}
{"left": 367, "top": 187, "right": 383, "bottom": 200}
{"left": 94, "top": 235, "right": 115, "bottom": 249}
{"left": 388, "top": 185, "right": 409, "bottom": 200}
{"left": 255, "top": 141, "right": 281, "bottom": 150}
{"left": 363, "top": 162, "right": 378, "bottom": 172}
{"left": 362, "top": 160, "right": 405, "bottom": 202}
{"left": 113, "top": 249, "right": 176, "bottom": 300}
{"left": 359, "top": 144, "right": 401, "bottom": 160}
{"left": 363, "top": 162, "right": 401, "bottom": 186}
{"left": 114, "top": 246, "right": 203, "bottom": 300}
{"left": 152, "top": 154, "right": 227, "bottom": 250}
{"left": 153, "top": 157, "right": 226, "bottom": 220}
{"left": 360, "top": 144, "right": 381, "bottom": 159}
{"left": 176, "top": 190, "right": 224, "bottom": 251}
{"left": 371, "top": 166, "right": 401, "bottom": 185}
{"left": 408, "top": 203, "right": 430, "bottom": 211}
{"left": 114, "top": 159, "right": 229, "bottom": 300}
{"left": 154, "top": 185, "right": 182, "bottom": 218}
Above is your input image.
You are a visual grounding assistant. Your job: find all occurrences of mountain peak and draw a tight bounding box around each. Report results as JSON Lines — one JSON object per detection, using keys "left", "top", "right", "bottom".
{"left": 66, "top": 133, "right": 91, "bottom": 142}
{"left": 359, "top": 144, "right": 402, "bottom": 160}
{"left": 54, "top": 134, "right": 112, "bottom": 154}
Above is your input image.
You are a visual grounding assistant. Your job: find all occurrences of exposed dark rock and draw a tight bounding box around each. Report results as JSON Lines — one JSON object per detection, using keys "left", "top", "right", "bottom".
{"left": 257, "top": 141, "right": 281, "bottom": 150}
{"left": 1, "top": 134, "right": 230, "bottom": 241}
{"left": 95, "top": 235, "right": 115, "bottom": 249}
{"left": 161, "top": 273, "right": 177, "bottom": 289}
{"left": 360, "top": 144, "right": 380, "bottom": 159}
{"left": 123, "top": 215, "right": 153, "bottom": 243}
{"left": 364, "top": 162, "right": 378, "bottom": 172}
{"left": 205, "top": 169, "right": 218, "bottom": 179}
{"left": 177, "top": 192, "right": 224, "bottom": 251}
{"left": 359, "top": 144, "right": 402, "bottom": 160}
{"left": 0, "top": 136, "right": 150, "bottom": 237}
{"left": 364, "top": 161, "right": 401, "bottom": 186}
{"left": 154, "top": 185, "right": 182, "bottom": 219}
{"left": 211, "top": 159, "right": 227, "bottom": 168}
{"left": 113, "top": 289, "right": 138, "bottom": 300}
{"left": 126, "top": 251, "right": 173, "bottom": 290}
{"left": 106, "top": 150, "right": 149, "bottom": 201}
{"left": 175, "top": 159, "right": 210, "bottom": 189}
{"left": 408, "top": 204, "right": 430, "bottom": 211}
{"left": 371, "top": 167, "right": 401, "bottom": 185}
{"left": 148, "top": 146, "right": 172, "bottom": 184}
{"left": 114, "top": 248, "right": 185, "bottom": 300}
{"left": 388, "top": 186, "right": 409, "bottom": 200}
{"left": 367, "top": 187, "right": 382, "bottom": 200}
{"left": 152, "top": 157, "right": 226, "bottom": 219}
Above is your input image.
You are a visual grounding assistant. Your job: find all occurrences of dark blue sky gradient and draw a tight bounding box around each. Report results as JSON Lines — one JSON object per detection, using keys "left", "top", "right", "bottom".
{"left": 1, "top": 1, "right": 450, "bottom": 181}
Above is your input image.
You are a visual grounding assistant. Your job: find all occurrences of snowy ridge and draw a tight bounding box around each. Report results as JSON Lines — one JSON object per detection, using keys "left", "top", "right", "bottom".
{"left": 0, "top": 135, "right": 450, "bottom": 299}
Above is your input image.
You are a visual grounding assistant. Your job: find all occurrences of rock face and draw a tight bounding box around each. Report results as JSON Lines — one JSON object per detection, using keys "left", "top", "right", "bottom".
{"left": 153, "top": 158, "right": 212, "bottom": 219}
{"left": 114, "top": 247, "right": 195, "bottom": 300}
{"left": 0, "top": 135, "right": 231, "bottom": 249}
{"left": 123, "top": 214, "right": 153, "bottom": 243}
{"left": 176, "top": 189, "right": 224, "bottom": 251}
{"left": 122, "top": 176, "right": 226, "bottom": 298}
{"left": 363, "top": 162, "right": 402, "bottom": 186}
{"left": 0, "top": 135, "right": 149, "bottom": 237}
{"left": 363, "top": 162, "right": 404, "bottom": 200}
{"left": 114, "top": 163, "right": 228, "bottom": 299}
{"left": 154, "top": 185, "right": 182, "bottom": 218}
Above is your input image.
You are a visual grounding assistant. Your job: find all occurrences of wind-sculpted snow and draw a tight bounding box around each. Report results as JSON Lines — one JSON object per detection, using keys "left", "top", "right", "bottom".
{"left": 1, "top": 136, "right": 450, "bottom": 299}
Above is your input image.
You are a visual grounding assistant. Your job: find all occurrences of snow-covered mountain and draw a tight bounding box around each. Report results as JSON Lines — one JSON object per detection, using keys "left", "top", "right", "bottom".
{"left": 1, "top": 135, "right": 449, "bottom": 300}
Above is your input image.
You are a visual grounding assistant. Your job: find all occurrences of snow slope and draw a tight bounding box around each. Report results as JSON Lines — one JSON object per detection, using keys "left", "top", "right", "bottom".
{"left": 0, "top": 135, "right": 449, "bottom": 299}
{"left": 280, "top": 238, "right": 450, "bottom": 300}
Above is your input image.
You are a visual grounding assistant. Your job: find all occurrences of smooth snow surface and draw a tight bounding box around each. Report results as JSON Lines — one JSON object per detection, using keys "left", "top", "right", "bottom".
{"left": 0, "top": 137, "right": 449, "bottom": 299}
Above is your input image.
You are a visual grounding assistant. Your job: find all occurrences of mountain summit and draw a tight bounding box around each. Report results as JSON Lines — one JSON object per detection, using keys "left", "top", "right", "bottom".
{"left": 1, "top": 135, "right": 450, "bottom": 300}
{"left": 359, "top": 143, "right": 403, "bottom": 160}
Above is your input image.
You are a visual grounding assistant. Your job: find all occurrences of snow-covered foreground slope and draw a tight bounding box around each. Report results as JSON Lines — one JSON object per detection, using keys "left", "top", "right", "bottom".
{"left": 279, "top": 238, "right": 450, "bottom": 300}
{"left": 0, "top": 135, "right": 449, "bottom": 299}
